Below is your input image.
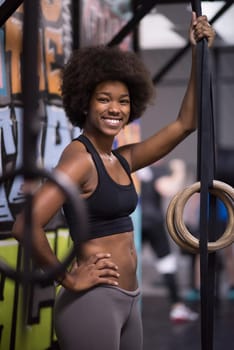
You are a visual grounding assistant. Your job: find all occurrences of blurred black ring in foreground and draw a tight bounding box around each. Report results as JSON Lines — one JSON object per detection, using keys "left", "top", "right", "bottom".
{"left": 0, "top": 167, "right": 88, "bottom": 284}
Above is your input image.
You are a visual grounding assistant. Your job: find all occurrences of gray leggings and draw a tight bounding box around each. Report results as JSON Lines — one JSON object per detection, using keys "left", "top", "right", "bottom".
{"left": 54, "top": 285, "right": 143, "bottom": 350}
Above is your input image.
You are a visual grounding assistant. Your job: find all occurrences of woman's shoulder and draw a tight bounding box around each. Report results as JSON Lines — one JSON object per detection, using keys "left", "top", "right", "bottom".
{"left": 56, "top": 140, "right": 94, "bottom": 184}
{"left": 61, "top": 139, "right": 88, "bottom": 159}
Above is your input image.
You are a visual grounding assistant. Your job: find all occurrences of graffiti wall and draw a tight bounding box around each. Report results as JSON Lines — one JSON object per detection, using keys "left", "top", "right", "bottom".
{"left": 0, "top": 1, "right": 140, "bottom": 349}
{"left": 0, "top": 2, "right": 75, "bottom": 348}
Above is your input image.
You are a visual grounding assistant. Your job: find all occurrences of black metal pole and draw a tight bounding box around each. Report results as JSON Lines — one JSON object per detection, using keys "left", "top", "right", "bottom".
{"left": 191, "top": 1, "right": 216, "bottom": 349}
{"left": 22, "top": 0, "right": 40, "bottom": 173}
{"left": 0, "top": 0, "right": 24, "bottom": 27}
{"left": 107, "top": 0, "right": 159, "bottom": 47}
{"left": 21, "top": 0, "right": 40, "bottom": 323}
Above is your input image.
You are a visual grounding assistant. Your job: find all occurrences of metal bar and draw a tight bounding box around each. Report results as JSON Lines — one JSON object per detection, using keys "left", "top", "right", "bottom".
{"left": 0, "top": 0, "right": 23, "bottom": 27}
{"left": 153, "top": 0, "right": 234, "bottom": 84}
{"left": 22, "top": 0, "right": 40, "bottom": 173}
{"left": 72, "top": 0, "right": 80, "bottom": 50}
{"left": 21, "top": 0, "right": 40, "bottom": 324}
{"left": 107, "top": 0, "right": 160, "bottom": 47}
{"left": 192, "top": 1, "right": 216, "bottom": 350}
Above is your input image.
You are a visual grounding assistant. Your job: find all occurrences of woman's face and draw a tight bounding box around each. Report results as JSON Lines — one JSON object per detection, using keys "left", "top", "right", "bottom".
{"left": 85, "top": 80, "right": 131, "bottom": 136}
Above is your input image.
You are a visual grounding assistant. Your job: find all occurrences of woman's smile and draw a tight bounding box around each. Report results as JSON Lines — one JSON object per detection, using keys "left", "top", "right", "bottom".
{"left": 101, "top": 116, "right": 122, "bottom": 128}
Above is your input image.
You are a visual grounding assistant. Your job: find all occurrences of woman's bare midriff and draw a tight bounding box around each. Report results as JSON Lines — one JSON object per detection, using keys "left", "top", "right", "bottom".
{"left": 77, "top": 231, "right": 138, "bottom": 291}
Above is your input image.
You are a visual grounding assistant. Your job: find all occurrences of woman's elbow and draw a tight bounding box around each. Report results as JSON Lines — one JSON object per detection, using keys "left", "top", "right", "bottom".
{"left": 181, "top": 120, "right": 197, "bottom": 135}
{"left": 187, "top": 124, "right": 197, "bottom": 134}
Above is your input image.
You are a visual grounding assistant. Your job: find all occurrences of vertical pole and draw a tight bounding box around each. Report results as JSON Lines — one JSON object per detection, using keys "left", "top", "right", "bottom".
{"left": 191, "top": 1, "right": 216, "bottom": 349}
{"left": 21, "top": 0, "right": 40, "bottom": 323}
{"left": 22, "top": 0, "right": 40, "bottom": 172}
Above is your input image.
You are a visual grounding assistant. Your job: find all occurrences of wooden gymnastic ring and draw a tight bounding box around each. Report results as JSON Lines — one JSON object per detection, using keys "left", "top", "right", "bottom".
{"left": 174, "top": 180, "right": 234, "bottom": 252}
{"left": 176, "top": 188, "right": 233, "bottom": 251}
{"left": 166, "top": 180, "right": 234, "bottom": 253}
{"left": 175, "top": 181, "right": 234, "bottom": 251}
{"left": 166, "top": 190, "right": 199, "bottom": 253}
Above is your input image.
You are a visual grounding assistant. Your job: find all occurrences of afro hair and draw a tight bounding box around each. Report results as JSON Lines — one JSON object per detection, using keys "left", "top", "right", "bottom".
{"left": 61, "top": 45, "right": 155, "bottom": 128}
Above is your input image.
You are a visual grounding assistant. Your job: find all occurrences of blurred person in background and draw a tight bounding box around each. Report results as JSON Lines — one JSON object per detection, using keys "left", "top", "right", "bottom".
{"left": 139, "top": 160, "right": 198, "bottom": 323}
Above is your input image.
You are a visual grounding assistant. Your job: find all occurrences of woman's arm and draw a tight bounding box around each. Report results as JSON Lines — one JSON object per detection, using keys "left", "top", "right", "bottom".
{"left": 12, "top": 145, "right": 120, "bottom": 291}
{"left": 126, "top": 12, "right": 215, "bottom": 172}
{"left": 176, "top": 12, "right": 215, "bottom": 132}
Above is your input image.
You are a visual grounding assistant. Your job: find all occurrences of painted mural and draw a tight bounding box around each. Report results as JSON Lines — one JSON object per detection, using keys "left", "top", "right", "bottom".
{"left": 0, "top": 1, "right": 140, "bottom": 349}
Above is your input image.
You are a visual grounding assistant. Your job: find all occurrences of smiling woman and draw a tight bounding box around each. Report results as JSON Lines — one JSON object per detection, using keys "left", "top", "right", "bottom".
{"left": 12, "top": 15, "right": 216, "bottom": 350}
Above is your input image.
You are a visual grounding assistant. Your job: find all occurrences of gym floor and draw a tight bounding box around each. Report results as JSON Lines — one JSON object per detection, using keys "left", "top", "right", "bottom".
{"left": 141, "top": 244, "right": 234, "bottom": 350}
{"left": 142, "top": 296, "right": 234, "bottom": 350}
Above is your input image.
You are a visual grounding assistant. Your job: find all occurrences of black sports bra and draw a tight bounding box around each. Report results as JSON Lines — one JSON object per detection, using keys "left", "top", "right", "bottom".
{"left": 63, "top": 134, "right": 138, "bottom": 241}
